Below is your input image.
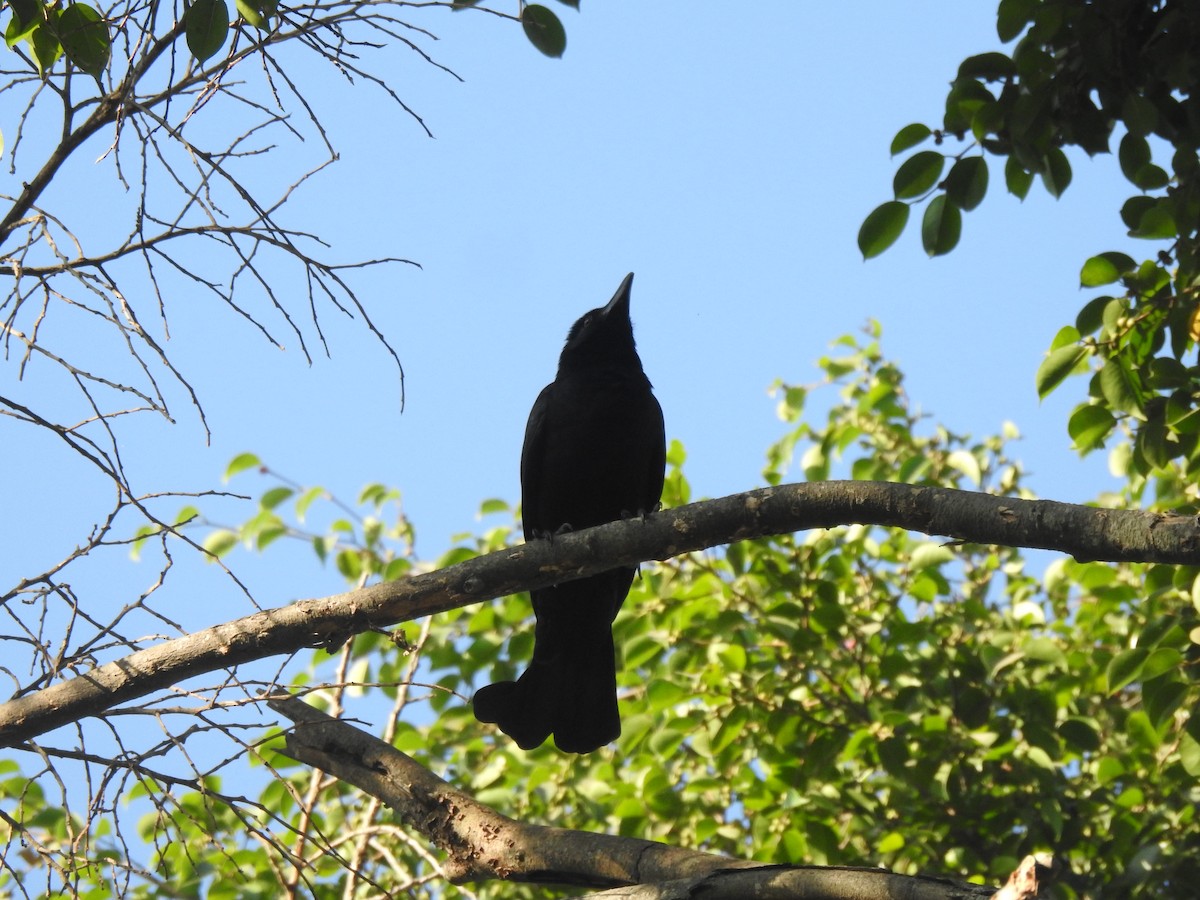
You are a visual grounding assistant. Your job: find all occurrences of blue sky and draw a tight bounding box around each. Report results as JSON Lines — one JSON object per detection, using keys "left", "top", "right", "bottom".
{"left": 3, "top": 2, "right": 1142, "bottom": 639}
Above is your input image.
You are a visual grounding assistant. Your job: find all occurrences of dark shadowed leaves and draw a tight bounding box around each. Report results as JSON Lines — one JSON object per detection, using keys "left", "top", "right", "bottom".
{"left": 521, "top": 4, "right": 566, "bottom": 58}
{"left": 858, "top": 201, "right": 909, "bottom": 259}
{"left": 1068, "top": 405, "right": 1114, "bottom": 453}
{"left": 943, "top": 156, "right": 988, "bottom": 210}
{"left": 890, "top": 123, "right": 931, "bottom": 156}
{"left": 921, "top": 194, "right": 960, "bottom": 256}
{"left": 1040, "top": 148, "right": 1072, "bottom": 197}
{"left": 56, "top": 3, "right": 109, "bottom": 77}
{"left": 1005, "top": 156, "right": 1034, "bottom": 199}
{"left": 185, "top": 0, "right": 229, "bottom": 62}
{"left": 893, "top": 150, "right": 945, "bottom": 200}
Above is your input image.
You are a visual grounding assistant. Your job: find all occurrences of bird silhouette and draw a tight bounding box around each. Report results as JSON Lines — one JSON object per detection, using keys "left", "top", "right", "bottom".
{"left": 473, "top": 273, "right": 665, "bottom": 753}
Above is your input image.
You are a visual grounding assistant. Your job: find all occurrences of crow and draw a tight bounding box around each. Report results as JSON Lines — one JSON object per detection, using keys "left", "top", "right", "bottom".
{"left": 473, "top": 272, "right": 665, "bottom": 753}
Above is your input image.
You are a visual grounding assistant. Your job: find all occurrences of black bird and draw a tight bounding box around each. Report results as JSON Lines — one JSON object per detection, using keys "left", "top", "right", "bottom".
{"left": 473, "top": 273, "right": 665, "bottom": 753}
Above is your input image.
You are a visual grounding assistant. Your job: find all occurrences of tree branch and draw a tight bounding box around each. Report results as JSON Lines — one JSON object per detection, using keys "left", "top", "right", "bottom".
{"left": 267, "top": 692, "right": 1011, "bottom": 898}
{"left": 4, "top": 480, "right": 1197, "bottom": 747}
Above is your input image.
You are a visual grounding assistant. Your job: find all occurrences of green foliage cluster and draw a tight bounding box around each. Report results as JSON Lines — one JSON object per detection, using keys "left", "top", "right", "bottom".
{"left": 451, "top": 1, "right": 576, "bottom": 59}
{"left": 7, "top": 329, "right": 1198, "bottom": 898}
{"left": 2, "top": 0, "right": 577, "bottom": 76}
{"left": 860, "top": 1, "right": 1200, "bottom": 487}
{"left": 5, "top": 0, "right": 110, "bottom": 77}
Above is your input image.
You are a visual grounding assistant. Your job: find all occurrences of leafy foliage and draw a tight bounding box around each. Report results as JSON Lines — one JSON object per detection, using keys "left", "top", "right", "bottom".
{"left": 3, "top": 0, "right": 576, "bottom": 72}
{"left": 861, "top": 1, "right": 1200, "bottom": 504}
{"left": 7, "top": 330, "right": 1198, "bottom": 897}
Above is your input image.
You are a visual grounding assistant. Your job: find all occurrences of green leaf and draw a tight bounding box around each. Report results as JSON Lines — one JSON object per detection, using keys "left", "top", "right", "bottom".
{"left": 1099, "top": 359, "right": 1139, "bottom": 414}
{"left": 890, "top": 123, "right": 931, "bottom": 156}
{"left": 1080, "top": 252, "right": 1134, "bottom": 287}
{"left": 947, "top": 449, "right": 982, "bottom": 485}
{"left": 1133, "top": 163, "right": 1169, "bottom": 191}
{"left": 1120, "top": 195, "right": 1156, "bottom": 231}
{"left": 7, "top": 0, "right": 38, "bottom": 28}
{"left": 479, "top": 498, "right": 509, "bottom": 516}
{"left": 893, "top": 150, "right": 945, "bottom": 200}
{"left": 943, "top": 79, "right": 993, "bottom": 135}
{"left": 1076, "top": 294, "right": 1112, "bottom": 335}
{"left": 1118, "top": 132, "right": 1151, "bottom": 183}
{"left": 943, "top": 156, "right": 988, "bottom": 211}
{"left": 31, "top": 16, "right": 63, "bottom": 73}
{"left": 996, "top": 0, "right": 1037, "bottom": 41}
{"left": 521, "top": 4, "right": 565, "bottom": 58}
{"left": 1107, "top": 647, "right": 1148, "bottom": 693}
{"left": 1035, "top": 344, "right": 1087, "bottom": 399}
{"left": 336, "top": 548, "right": 364, "bottom": 580}
{"left": 1005, "top": 156, "right": 1033, "bottom": 199}
{"left": 1181, "top": 728, "right": 1200, "bottom": 777}
{"left": 5, "top": 13, "right": 38, "bottom": 50}
{"left": 235, "top": 0, "right": 268, "bottom": 28}
{"left": 1136, "top": 419, "right": 1171, "bottom": 470}
{"left": 1126, "top": 710, "right": 1160, "bottom": 750}
{"left": 1130, "top": 200, "right": 1177, "bottom": 239}
{"left": 858, "top": 201, "right": 909, "bottom": 259}
{"left": 1040, "top": 148, "right": 1072, "bottom": 197}
{"left": 185, "top": 0, "right": 229, "bottom": 63}
{"left": 1059, "top": 717, "right": 1101, "bottom": 753}
{"left": 294, "top": 486, "right": 325, "bottom": 521}
{"left": 921, "top": 194, "right": 961, "bottom": 257}
{"left": 1068, "top": 405, "right": 1114, "bottom": 453}
{"left": 1140, "top": 648, "right": 1183, "bottom": 683}
{"left": 224, "top": 451, "right": 260, "bottom": 481}
{"left": 56, "top": 3, "right": 109, "bottom": 77}
{"left": 555, "top": 0, "right": 580, "bottom": 7}
{"left": 911, "top": 542, "right": 954, "bottom": 569}
{"left": 1122, "top": 93, "right": 1158, "bottom": 137}
{"left": 956, "top": 52, "right": 1015, "bottom": 81}
{"left": 202, "top": 529, "right": 239, "bottom": 559}
{"left": 1049, "top": 324, "right": 1082, "bottom": 351}
{"left": 260, "top": 487, "right": 294, "bottom": 510}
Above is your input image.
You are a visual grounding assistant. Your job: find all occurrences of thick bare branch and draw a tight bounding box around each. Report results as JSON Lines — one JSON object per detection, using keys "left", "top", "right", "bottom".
{"left": 3, "top": 480, "right": 1196, "bottom": 748}
{"left": 268, "top": 693, "right": 1005, "bottom": 899}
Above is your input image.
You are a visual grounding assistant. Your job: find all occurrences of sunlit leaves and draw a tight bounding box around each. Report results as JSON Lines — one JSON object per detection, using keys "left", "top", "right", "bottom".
{"left": 223, "top": 450, "right": 261, "bottom": 480}
{"left": 202, "top": 528, "right": 238, "bottom": 558}
{"left": 1035, "top": 327, "right": 1087, "bottom": 399}
{"left": 235, "top": 0, "right": 274, "bottom": 28}
{"left": 1079, "top": 252, "right": 1134, "bottom": 287}
{"left": 1098, "top": 358, "right": 1140, "bottom": 414}
{"left": 28, "top": 14, "right": 61, "bottom": 71}
{"left": 185, "top": 0, "right": 229, "bottom": 63}
{"left": 94, "top": 327, "right": 1200, "bottom": 898}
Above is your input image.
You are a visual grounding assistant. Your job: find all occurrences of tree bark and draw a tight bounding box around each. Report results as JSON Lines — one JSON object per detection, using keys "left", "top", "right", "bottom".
{"left": 3, "top": 481, "right": 1195, "bottom": 747}
{"left": 269, "top": 692, "right": 1022, "bottom": 899}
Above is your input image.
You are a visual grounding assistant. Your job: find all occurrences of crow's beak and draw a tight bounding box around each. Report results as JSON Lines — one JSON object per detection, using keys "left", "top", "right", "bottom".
{"left": 602, "top": 272, "right": 634, "bottom": 319}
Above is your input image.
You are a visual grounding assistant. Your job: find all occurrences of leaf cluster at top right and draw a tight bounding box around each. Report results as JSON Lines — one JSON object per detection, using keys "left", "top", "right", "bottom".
{"left": 861, "top": 0, "right": 1200, "bottom": 502}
